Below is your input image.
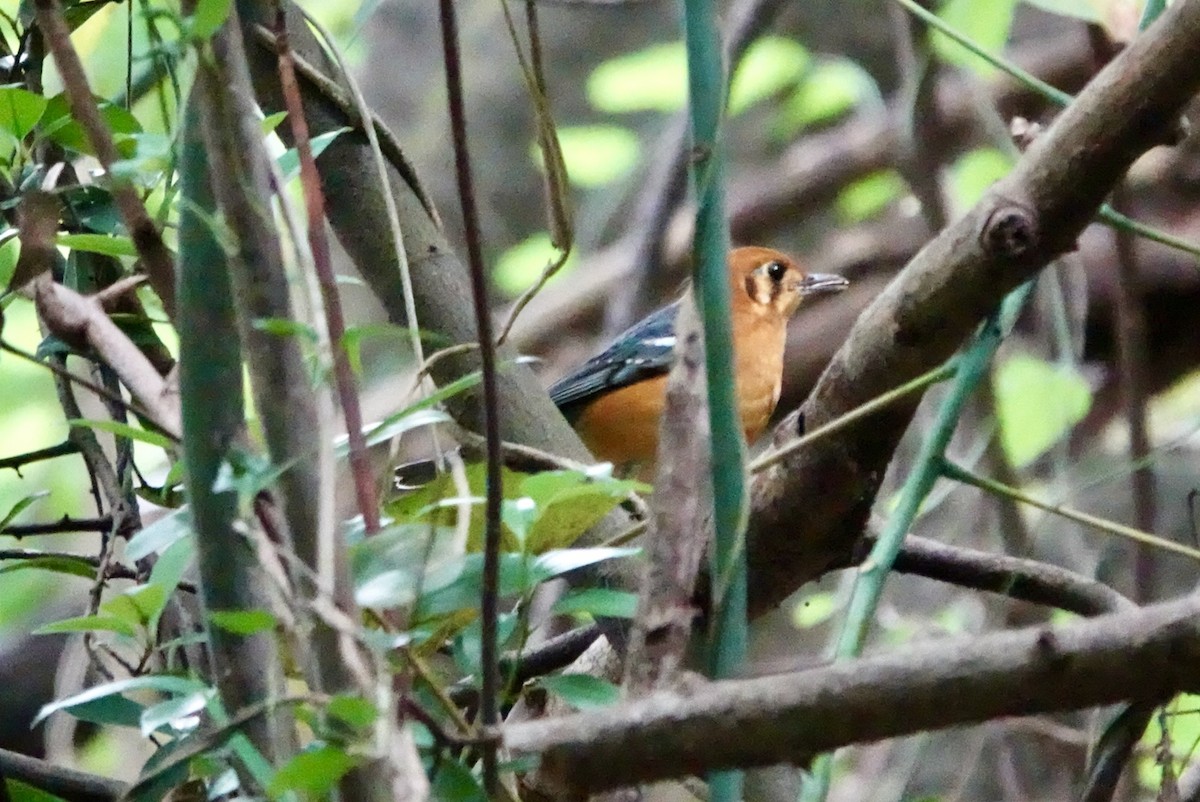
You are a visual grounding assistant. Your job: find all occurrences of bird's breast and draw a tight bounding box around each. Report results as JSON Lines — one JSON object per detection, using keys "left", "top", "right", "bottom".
{"left": 733, "top": 315, "right": 787, "bottom": 443}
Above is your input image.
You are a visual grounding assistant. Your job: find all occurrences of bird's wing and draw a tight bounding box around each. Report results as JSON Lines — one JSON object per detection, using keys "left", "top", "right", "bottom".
{"left": 549, "top": 301, "right": 679, "bottom": 418}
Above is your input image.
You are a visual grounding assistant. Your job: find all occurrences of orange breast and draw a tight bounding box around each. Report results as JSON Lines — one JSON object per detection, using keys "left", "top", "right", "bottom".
{"left": 571, "top": 316, "right": 787, "bottom": 468}
{"left": 573, "top": 375, "right": 669, "bottom": 466}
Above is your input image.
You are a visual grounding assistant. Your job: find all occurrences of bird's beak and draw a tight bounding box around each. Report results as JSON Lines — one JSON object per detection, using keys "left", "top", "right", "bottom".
{"left": 798, "top": 272, "right": 850, "bottom": 295}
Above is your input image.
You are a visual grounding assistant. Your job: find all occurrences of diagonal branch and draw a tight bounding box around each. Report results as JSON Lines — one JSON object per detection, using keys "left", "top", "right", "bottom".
{"left": 746, "top": 0, "right": 1200, "bottom": 618}
{"left": 32, "top": 0, "right": 177, "bottom": 318}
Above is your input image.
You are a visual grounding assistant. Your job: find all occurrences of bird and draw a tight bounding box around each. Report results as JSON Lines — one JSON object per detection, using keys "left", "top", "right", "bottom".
{"left": 548, "top": 246, "right": 848, "bottom": 469}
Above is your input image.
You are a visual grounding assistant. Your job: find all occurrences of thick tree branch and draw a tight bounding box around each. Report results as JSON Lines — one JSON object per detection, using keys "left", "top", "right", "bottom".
{"left": 504, "top": 594, "right": 1200, "bottom": 795}
{"left": 745, "top": 0, "right": 1200, "bottom": 617}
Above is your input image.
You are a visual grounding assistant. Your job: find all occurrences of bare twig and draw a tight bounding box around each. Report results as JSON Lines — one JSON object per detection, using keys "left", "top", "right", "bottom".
{"left": 1, "top": 516, "right": 112, "bottom": 537}
{"left": 0, "top": 441, "right": 79, "bottom": 474}
{"left": 33, "top": 275, "right": 181, "bottom": 439}
{"left": 437, "top": 0, "right": 503, "bottom": 791}
{"left": 269, "top": 0, "right": 379, "bottom": 534}
{"left": 31, "top": 0, "right": 176, "bottom": 317}
{"left": 886, "top": 534, "right": 1135, "bottom": 617}
{"left": 1110, "top": 186, "right": 1156, "bottom": 602}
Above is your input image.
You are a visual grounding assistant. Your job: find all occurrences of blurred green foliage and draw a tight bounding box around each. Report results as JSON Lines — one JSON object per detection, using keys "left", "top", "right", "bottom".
{"left": 993, "top": 353, "right": 1092, "bottom": 468}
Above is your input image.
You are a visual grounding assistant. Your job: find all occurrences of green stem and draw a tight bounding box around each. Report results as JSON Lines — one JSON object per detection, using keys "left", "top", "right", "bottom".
{"left": 750, "top": 360, "right": 959, "bottom": 475}
{"left": 800, "top": 280, "right": 1036, "bottom": 802}
{"left": 940, "top": 460, "right": 1200, "bottom": 562}
{"left": 680, "top": 0, "right": 744, "bottom": 795}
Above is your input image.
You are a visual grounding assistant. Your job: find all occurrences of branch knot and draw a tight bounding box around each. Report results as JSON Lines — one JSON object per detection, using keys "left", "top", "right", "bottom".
{"left": 980, "top": 203, "right": 1038, "bottom": 260}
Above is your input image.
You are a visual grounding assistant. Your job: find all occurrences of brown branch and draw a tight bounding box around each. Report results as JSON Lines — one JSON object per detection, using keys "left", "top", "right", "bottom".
{"left": 745, "top": 0, "right": 1200, "bottom": 618}
{"left": 1110, "top": 186, "right": 1156, "bottom": 602}
{"left": 888, "top": 534, "right": 1134, "bottom": 617}
{"left": 33, "top": 275, "right": 180, "bottom": 439}
{"left": 503, "top": 594, "right": 1200, "bottom": 795}
{"left": 0, "top": 441, "right": 79, "bottom": 475}
{"left": 1, "top": 516, "right": 112, "bottom": 537}
{"left": 31, "top": 0, "right": 176, "bottom": 318}
{"left": 624, "top": 295, "right": 710, "bottom": 693}
{"left": 0, "top": 746, "right": 126, "bottom": 802}
{"left": 437, "top": 0, "right": 504, "bottom": 791}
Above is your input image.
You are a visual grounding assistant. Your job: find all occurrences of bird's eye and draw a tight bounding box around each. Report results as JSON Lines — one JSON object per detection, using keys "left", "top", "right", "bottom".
{"left": 765, "top": 260, "right": 786, "bottom": 283}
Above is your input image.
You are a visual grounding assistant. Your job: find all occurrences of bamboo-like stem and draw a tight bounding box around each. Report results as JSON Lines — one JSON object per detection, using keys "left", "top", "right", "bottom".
{"left": 178, "top": 88, "right": 292, "bottom": 768}
{"left": 679, "top": 0, "right": 744, "bottom": 797}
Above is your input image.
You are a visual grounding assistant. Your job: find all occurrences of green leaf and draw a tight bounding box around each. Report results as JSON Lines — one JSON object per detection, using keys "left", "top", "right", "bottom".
{"left": 327, "top": 695, "right": 377, "bottom": 730}
{"left": 791, "top": 591, "right": 837, "bottom": 628}
{"left": 493, "top": 232, "right": 576, "bottom": 297}
{"left": 41, "top": 95, "right": 142, "bottom": 157}
{"left": 102, "top": 583, "right": 169, "bottom": 631}
{"left": 536, "top": 674, "right": 620, "bottom": 710}
{"left": 532, "top": 547, "right": 639, "bottom": 579}
{"left": 68, "top": 418, "right": 173, "bottom": 450}
{"left": 144, "top": 537, "right": 193, "bottom": 608}
{"left": 277, "top": 127, "right": 352, "bottom": 182}
{"left": 33, "top": 675, "right": 207, "bottom": 727}
{"left": 587, "top": 41, "right": 686, "bottom": 113}
{"left": 252, "top": 317, "right": 319, "bottom": 342}
{"left": 501, "top": 496, "right": 539, "bottom": 548}
{"left": 552, "top": 588, "right": 639, "bottom": 619}
{"left": 0, "top": 87, "right": 47, "bottom": 142}
{"left": 61, "top": 185, "right": 121, "bottom": 234}
{"left": 521, "top": 471, "right": 647, "bottom": 552}
{"left": 728, "top": 36, "right": 810, "bottom": 115}
{"left": 779, "top": 58, "right": 878, "bottom": 135}
{"left": 208, "top": 609, "right": 277, "bottom": 635}
{"left": 949, "top": 147, "right": 1013, "bottom": 209}
{"left": 352, "top": 523, "right": 461, "bottom": 609}
{"left": 139, "top": 690, "right": 212, "bottom": 736}
{"left": 108, "top": 133, "right": 173, "bottom": 180}
{"left": 34, "top": 614, "right": 138, "bottom": 638}
{"left": 534, "top": 125, "right": 639, "bottom": 188}
{"left": 0, "top": 491, "right": 48, "bottom": 529}
{"left": 993, "top": 354, "right": 1092, "bottom": 467}
{"left": 0, "top": 554, "right": 97, "bottom": 580}
{"left": 931, "top": 0, "right": 1019, "bottom": 76}
{"left": 269, "top": 745, "right": 360, "bottom": 799}
{"left": 55, "top": 233, "right": 137, "bottom": 258}
{"left": 189, "top": 0, "right": 233, "bottom": 39}
{"left": 453, "top": 612, "right": 519, "bottom": 676}
{"left": 835, "top": 170, "right": 906, "bottom": 224}
{"left": 7, "top": 778, "right": 68, "bottom": 802}
{"left": 126, "top": 507, "right": 191, "bottom": 561}
{"left": 351, "top": 407, "right": 451, "bottom": 454}
{"left": 419, "top": 548, "right": 638, "bottom": 618}
{"left": 341, "top": 322, "right": 425, "bottom": 376}
{"left": 0, "top": 231, "right": 20, "bottom": 288}
{"left": 431, "top": 759, "right": 487, "bottom": 802}
{"left": 261, "top": 111, "right": 288, "bottom": 133}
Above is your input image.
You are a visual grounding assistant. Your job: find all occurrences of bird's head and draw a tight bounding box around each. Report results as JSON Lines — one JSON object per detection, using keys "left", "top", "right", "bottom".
{"left": 730, "top": 246, "right": 848, "bottom": 319}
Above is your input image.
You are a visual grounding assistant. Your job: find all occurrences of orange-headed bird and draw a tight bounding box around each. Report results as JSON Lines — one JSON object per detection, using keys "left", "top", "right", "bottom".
{"left": 549, "top": 246, "right": 848, "bottom": 468}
